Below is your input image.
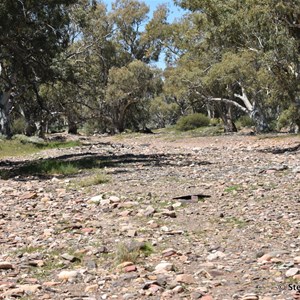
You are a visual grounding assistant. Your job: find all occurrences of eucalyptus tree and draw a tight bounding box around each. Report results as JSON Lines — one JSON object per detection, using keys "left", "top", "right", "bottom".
{"left": 170, "top": 0, "right": 300, "bottom": 132}
{"left": 0, "top": 0, "right": 78, "bottom": 137}
{"left": 105, "top": 60, "right": 162, "bottom": 133}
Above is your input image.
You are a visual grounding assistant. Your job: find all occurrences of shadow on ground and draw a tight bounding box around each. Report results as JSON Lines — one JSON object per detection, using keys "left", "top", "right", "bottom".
{"left": 258, "top": 143, "right": 300, "bottom": 154}
{"left": 0, "top": 151, "right": 212, "bottom": 180}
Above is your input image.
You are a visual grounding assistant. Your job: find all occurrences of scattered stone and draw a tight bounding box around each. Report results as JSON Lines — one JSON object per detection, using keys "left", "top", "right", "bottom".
{"left": 57, "top": 270, "right": 79, "bottom": 282}
{"left": 61, "top": 253, "right": 79, "bottom": 262}
{"left": 173, "top": 285, "right": 184, "bottom": 293}
{"left": 89, "top": 195, "right": 102, "bottom": 204}
{"left": 18, "top": 284, "right": 41, "bottom": 293}
{"left": 175, "top": 274, "right": 196, "bottom": 284}
{"left": 154, "top": 262, "right": 174, "bottom": 273}
{"left": 143, "top": 206, "right": 156, "bottom": 217}
{"left": 0, "top": 262, "right": 14, "bottom": 269}
{"left": 294, "top": 256, "right": 300, "bottom": 264}
{"left": 286, "top": 268, "right": 299, "bottom": 277}
{"left": 20, "top": 192, "right": 38, "bottom": 200}
{"left": 85, "top": 284, "right": 98, "bottom": 293}
{"left": 127, "top": 229, "right": 137, "bottom": 237}
{"left": 162, "top": 248, "right": 177, "bottom": 257}
{"left": 241, "top": 293, "right": 259, "bottom": 300}
{"left": 109, "top": 196, "right": 120, "bottom": 203}
{"left": 117, "top": 262, "right": 134, "bottom": 270}
{"left": 161, "top": 209, "right": 177, "bottom": 218}
{"left": 207, "top": 251, "right": 226, "bottom": 261}
{"left": 200, "top": 295, "right": 213, "bottom": 300}
{"left": 124, "top": 265, "right": 137, "bottom": 272}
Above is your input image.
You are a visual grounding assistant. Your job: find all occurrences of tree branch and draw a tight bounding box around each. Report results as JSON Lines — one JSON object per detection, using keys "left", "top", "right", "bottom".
{"left": 207, "top": 97, "right": 249, "bottom": 114}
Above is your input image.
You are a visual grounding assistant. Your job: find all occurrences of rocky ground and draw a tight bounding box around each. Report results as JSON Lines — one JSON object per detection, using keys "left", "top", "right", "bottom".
{"left": 0, "top": 132, "right": 300, "bottom": 300}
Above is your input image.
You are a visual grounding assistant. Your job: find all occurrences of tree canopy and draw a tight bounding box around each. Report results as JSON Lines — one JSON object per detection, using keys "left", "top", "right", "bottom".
{"left": 0, "top": 0, "right": 299, "bottom": 137}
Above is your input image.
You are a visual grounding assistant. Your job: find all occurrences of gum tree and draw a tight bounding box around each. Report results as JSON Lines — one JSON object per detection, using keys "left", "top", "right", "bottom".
{"left": 0, "top": 0, "right": 77, "bottom": 137}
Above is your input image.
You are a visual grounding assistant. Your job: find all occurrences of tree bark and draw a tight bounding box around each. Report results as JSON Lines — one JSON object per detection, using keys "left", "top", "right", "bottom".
{"left": 0, "top": 89, "right": 13, "bottom": 137}
{"left": 68, "top": 119, "right": 78, "bottom": 134}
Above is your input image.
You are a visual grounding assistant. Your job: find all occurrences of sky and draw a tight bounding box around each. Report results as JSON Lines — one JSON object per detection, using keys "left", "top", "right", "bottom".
{"left": 103, "top": 0, "right": 186, "bottom": 69}
{"left": 104, "top": 0, "right": 185, "bottom": 21}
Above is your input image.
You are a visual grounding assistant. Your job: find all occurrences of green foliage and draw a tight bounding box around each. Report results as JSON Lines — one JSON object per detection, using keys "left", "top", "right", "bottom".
{"left": 115, "top": 243, "right": 139, "bottom": 264}
{"left": 11, "top": 118, "right": 26, "bottom": 135}
{"left": 224, "top": 185, "right": 241, "bottom": 193}
{"left": 0, "top": 0, "right": 77, "bottom": 136}
{"left": 149, "top": 96, "right": 180, "bottom": 128}
{"left": 236, "top": 115, "right": 255, "bottom": 128}
{"left": 105, "top": 60, "right": 162, "bottom": 132}
{"left": 0, "top": 138, "right": 81, "bottom": 159}
{"left": 115, "top": 241, "right": 154, "bottom": 265}
{"left": 176, "top": 113, "right": 210, "bottom": 131}
{"left": 166, "top": 0, "right": 300, "bottom": 133}
{"left": 19, "top": 160, "right": 79, "bottom": 176}
{"left": 78, "top": 172, "right": 110, "bottom": 187}
{"left": 210, "top": 118, "right": 221, "bottom": 126}
{"left": 277, "top": 105, "right": 300, "bottom": 131}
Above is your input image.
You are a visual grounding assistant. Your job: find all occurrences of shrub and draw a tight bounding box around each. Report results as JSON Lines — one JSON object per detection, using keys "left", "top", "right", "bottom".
{"left": 176, "top": 113, "right": 210, "bottom": 131}
{"left": 236, "top": 115, "right": 255, "bottom": 128}
{"left": 78, "top": 172, "right": 110, "bottom": 187}
{"left": 12, "top": 118, "right": 26, "bottom": 134}
{"left": 209, "top": 118, "right": 221, "bottom": 126}
{"left": 277, "top": 105, "right": 300, "bottom": 131}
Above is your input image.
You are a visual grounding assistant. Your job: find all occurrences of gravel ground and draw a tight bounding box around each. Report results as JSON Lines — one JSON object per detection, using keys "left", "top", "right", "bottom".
{"left": 0, "top": 132, "right": 300, "bottom": 300}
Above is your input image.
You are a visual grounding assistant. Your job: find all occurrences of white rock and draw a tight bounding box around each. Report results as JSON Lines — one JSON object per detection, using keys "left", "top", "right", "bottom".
{"left": 154, "top": 262, "right": 174, "bottom": 273}
{"left": 109, "top": 196, "right": 120, "bottom": 203}
{"left": 89, "top": 195, "right": 102, "bottom": 203}
{"left": 285, "top": 267, "right": 299, "bottom": 277}
{"left": 100, "top": 199, "right": 111, "bottom": 206}
{"left": 58, "top": 270, "right": 79, "bottom": 282}
{"left": 207, "top": 251, "right": 226, "bottom": 261}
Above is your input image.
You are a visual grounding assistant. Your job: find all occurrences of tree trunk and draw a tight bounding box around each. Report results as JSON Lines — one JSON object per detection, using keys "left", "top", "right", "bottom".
{"left": 250, "top": 105, "right": 270, "bottom": 133}
{"left": 68, "top": 120, "right": 78, "bottom": 134}
{"left": 0, "top": 90, "right": 13, "bottom": 137}
{"left": 216, "top": 102, "right": 237, "bottom": 133}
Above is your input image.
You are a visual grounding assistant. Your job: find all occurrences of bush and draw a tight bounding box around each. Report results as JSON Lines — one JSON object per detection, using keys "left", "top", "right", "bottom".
{"left": 277, "top": 105, "right": 300, "bottom": 131}
{"left": 236, "top": 115, "right": 255, "bottom": 128}
{"left": 176, "top": 113, "right": 210, "bottom": 131}
{"left": 12, "top": 118, "right": 26, "bottom": 134}
{"left": 209, "top": 118, "right": 221, "bottom": 126}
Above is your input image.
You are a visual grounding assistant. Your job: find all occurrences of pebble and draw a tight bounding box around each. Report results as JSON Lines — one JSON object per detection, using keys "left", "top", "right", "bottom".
{"left": 85, "top": 284, "right": 98, "bottom": 293}
{"left": 154, "top": 262, "right": 174, "bottom": 273}
{"left": 173, "top": 285, "right": 184, "bottom": 293}
{"left": 89, "top": 195, "right": 102, "bottom": 203}
{"left": 162, "top": 248, "right": 177, "bottom": 257}
{"left": 117, "top": 262, "right": 134, "bottom": 270}
{"left": 57, "top": 270, "right": 79, "bottom": 282}
{"left": 143, "top": 205, "right": 156, "bottom": 217}
{"left": 207, "top": 251, "right": 226, "bottom": 261}
{"left": 241, "top": 293, "right": 259, "bottom": 300}
{"left": 175, "top": 274, "right": 196, "bottom": 284}
{"left": 286, "top": 267, "right": 299, "bottom": 277}
{"left": 124, "top": 265, "right": 137, "bottom": 272}
{"left": 0, "top": 262, "right": 14, "bottom": 269}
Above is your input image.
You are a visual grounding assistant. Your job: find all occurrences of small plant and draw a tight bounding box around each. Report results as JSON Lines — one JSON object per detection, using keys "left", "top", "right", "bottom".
{"left": 224, "top": 185, "right": 241, "bottom": 193}
{"left": 115, "top": 243, "right": 139, "bottom": 264}
{"left": 17, "top": 160, "right": 79, "bottom": 176}
{"left": 139, "top": 242, "right": 154, "bottom": 257}
{"left": 225, "top": 217, "right": 247, "bottom": 228}
{"left": 78, "top": 172, "right": 110, "bottom": 187}
{"left": 176, "top": 113, "right": 210, "bottom": 131}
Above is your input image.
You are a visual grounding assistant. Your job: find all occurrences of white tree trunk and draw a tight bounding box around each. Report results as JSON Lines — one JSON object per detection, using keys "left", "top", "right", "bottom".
{"left": 0, "top": 89, "right": 13, "bottom": 137}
